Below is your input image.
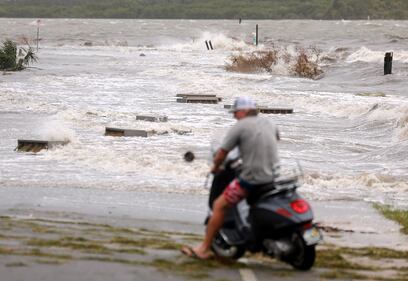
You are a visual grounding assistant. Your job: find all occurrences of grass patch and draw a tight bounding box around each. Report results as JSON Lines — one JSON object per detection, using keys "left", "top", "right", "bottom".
{"left": 31, "top": 225, "right": 59, "bottom": 234}
{"left": 27, "top": 237, "right": 111, "bottom": 253}
{"left": 81, "top": 256, "right": 139, "bottom": 265}
{"left": 116, "top": 248, "right": 146, "bottom": 255}
{"left": 343, "top": 247, "right": 408, "bottom": 260}
{"left": 5, "top": 261, "right": 27, "bottom": 267}
{"left": 320, "top": 270, "right": 368, "bottom": 279}
{"left": 28, "top": 248, "right": 73, "bottom": 260}
{"left": 111, "top": 236, "right": 182, "bottom": 250}
{"left": 0, "top": 246, "right": 15, "bottom": 254}
{"left": 374, "top": 204, "right": 408, "bottom": 235}
{"left": 34, "top": 259, "right": 65, "bottom": 265}
{"left": 316, "top": 248, "right": 372, "bottom": 270}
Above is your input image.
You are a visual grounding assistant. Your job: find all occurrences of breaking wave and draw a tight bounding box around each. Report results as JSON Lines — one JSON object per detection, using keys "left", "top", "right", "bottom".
{"left": 166, "top": 31, "right": 253, "bottom": 51}
{"left": 35, "top": 118, "right": 77, "bottom": 143}
{"left": 346, "top": 46, "right": 408, "bottom": 63}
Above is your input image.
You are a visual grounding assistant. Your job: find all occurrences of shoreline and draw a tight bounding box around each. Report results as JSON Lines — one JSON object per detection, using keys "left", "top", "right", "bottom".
{"left": 0, "top": 185, "right": 407, "bottom": 250}
{"left": 1, "top": 185, "right": 408, "bottom": 280}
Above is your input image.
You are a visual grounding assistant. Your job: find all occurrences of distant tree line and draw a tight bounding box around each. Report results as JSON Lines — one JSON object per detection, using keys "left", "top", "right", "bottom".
{"left": 0, "top": 0, "right": 408, "bottom": 19}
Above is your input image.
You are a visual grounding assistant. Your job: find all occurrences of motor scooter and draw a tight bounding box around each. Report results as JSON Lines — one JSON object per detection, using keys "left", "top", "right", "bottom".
{"left": 206, "top": 159, "right": 322, "bottom": 270}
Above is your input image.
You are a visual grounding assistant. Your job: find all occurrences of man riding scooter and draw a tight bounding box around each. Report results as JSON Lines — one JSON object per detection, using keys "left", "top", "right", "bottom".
{"left": 181, "top": 96, "right": 280, "bottom": 259}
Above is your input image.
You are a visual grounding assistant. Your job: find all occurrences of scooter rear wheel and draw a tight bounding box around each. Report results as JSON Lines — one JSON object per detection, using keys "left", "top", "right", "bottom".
{"left": 211, "top": 233, "right": 245, "bottom": 260}
{"left": 289, "top": 233, "right": 316, "bottom": 270}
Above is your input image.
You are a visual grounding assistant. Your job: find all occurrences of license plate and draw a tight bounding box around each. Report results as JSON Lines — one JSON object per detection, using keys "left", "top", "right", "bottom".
{"left": 302, "top": 227, "right": 323, "bottom": 245}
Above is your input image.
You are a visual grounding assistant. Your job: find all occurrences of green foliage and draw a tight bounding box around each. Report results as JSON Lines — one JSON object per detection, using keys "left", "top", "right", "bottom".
{"left": 0, "top": 39, "right": 37, "bottom": 71}
{"left": 0, "top": 0, "right": 408, "bottom": 19}
{"left": 0, "top": 40, "right": 17, "bottom": 70}
{"left": 374, "top": 204, "right": 408, "bottom": 235}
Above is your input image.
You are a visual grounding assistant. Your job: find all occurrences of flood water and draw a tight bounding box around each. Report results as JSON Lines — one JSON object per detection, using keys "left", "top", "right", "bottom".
{"left": 1, "top": 19, "right": 408, "bottom": 208}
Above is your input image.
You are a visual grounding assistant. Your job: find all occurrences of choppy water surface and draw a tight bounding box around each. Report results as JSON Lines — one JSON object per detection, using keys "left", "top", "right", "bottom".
{"left": 0, "top": 19, "right": 407, "bottom": 207}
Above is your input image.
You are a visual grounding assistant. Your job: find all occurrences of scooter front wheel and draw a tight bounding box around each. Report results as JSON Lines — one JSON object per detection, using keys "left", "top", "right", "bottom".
{"left": 289, "top": 233, "right": 316, "bottom": 270}
{"left": 211, "top": 233, "right": 245, "bottom": 260}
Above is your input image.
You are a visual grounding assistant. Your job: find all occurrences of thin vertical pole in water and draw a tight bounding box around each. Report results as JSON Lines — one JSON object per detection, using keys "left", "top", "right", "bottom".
{"left": 36, "top": 19, "right": 40, "bottom": 52}
{"left": 205, "top": 40, "right": 209, "bottom": 50}
{"left": 384, "top": 52, "right": 393, "bottom": 75}
{"left": 209, "top": 40, "right": 213, "bottom": 50}
{"left": 256, "top": 24, "right": 258, "bottom": 46}
{"left": 239, "top": 18, "right": 242, "bottom": 24}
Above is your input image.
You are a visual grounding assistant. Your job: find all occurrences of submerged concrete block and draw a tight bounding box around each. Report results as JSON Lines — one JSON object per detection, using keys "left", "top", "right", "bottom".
{"left": 257, "top": 107, "right": 293, "bottom": 114}
{"left": 176, "top": 94, "right": 222, "bottom": 102}
{"left": 223, "top": 105, "right": 293, "bottom": 114}
{"left": 16, "top": 139, "right": 69, "bottom": 153}
{"left": 177, "top": 97, "right": 219, "bottom": 104}
{"left": 105, "top": 127, "right": 155, "bottom": 137}
{"left": 136, "top": 115, "right": 168, "bottom": 122}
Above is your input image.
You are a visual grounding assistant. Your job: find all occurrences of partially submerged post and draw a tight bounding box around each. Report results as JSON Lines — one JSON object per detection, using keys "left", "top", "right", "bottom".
{"left": 205, "top": 41, "right": 210, "bottom": 50}
{"left": 256, "top": 24, "right": 259, "bottom": 46}
{"left": 208, "top": 40, "right": 213, "bottom": 50}
{"left": 16, "top": 139, "right": 69, "bottom": 153}
{"left": 384, "top": 52, "right": 393, "bottom": 75}
{"left": 36, "top": 19, "right": 40, "bottom": 52}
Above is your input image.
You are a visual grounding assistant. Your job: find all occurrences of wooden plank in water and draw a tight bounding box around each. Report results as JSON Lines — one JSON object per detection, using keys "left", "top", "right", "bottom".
{"left": 16, "top": 139, "right": 69, "bottom": 153}
{"left": 105, "top": 127, "right": 155, "bottom": 137}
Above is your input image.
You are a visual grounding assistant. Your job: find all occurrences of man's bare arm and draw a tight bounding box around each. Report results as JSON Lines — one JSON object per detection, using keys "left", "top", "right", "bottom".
{"left": 211, "top": 148, "right": 229, "bottom": 174}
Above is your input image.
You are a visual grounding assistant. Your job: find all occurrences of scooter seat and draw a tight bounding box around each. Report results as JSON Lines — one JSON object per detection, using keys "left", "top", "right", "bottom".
{"left": 246, "top": 182, "right": 276, "bottom": 205}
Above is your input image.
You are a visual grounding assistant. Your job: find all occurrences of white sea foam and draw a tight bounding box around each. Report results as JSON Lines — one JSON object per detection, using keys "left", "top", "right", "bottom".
{"left": 167, "top": 31, "right": 253, "bottom": 51}
{"left": 304, "top": 172, "right": 408, "bottom": 196}
{"left": 35, "top": 117, "right": 77, "bottom": 143}
{"left": 395, "top": 112, "right": 408, "bottom": 141}
{"left": 42, "top": 141, "right": 209, "bottom": 187}
{"left": 347, "top": 46, "right": 408, "bottom": 63}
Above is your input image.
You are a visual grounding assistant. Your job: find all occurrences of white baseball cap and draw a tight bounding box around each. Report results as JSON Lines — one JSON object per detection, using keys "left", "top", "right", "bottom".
{"left": 229, "top": 96, "right": 257, "bottom": 113}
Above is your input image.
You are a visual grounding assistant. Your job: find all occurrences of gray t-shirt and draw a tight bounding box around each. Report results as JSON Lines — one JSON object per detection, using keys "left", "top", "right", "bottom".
{"left": 221, "top": 116, "right": 280, "bottom": 185}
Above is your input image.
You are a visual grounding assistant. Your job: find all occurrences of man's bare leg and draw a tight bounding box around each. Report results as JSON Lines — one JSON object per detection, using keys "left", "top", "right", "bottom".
{"left": 193, "top": 195, "right": 231, "bottom": 258}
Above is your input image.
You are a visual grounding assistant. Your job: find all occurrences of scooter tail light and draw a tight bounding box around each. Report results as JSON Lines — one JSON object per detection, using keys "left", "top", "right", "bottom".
{"left": 290, "top": 199, "right": 310, "bottom": 214}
